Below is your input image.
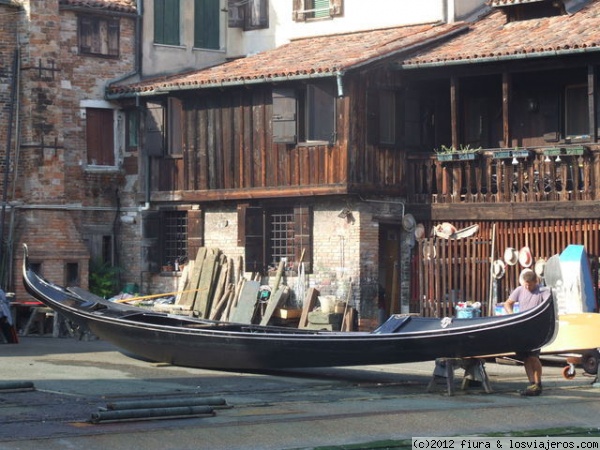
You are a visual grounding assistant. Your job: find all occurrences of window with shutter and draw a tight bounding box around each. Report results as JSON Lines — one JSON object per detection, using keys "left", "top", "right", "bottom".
{"left": 154, "top": 0, "right": 180, "bottom": 45}
{"left": 194, "top": 0, "right": 220, "bottom": 50}
{"left": 78, "top": 15, "right": 120, "bottom": 58}
{"left": 273, "top": 83, "right": 336, "bottom": 145}
{"left": 86, "top": 108, "right": 115, "bottom": 166}
{"left": 238, "top": 204, "right": 313, "bottom": 274}
{"left": 273, "top": 88, "right": 297, "bottom": 144}
{"left": 145, "top": 102, "right": 165, "bottom": 156}
{"left": 293, "top": 0, "right": 343, "bottom": 21}
{"left": 167, "top": 98, "right": 183, "bottom": 155}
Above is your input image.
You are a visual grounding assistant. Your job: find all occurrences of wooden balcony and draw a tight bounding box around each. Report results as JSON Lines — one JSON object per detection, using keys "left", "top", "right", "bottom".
{"left": 406, "top": 146, "right": 600, "bottom": 210}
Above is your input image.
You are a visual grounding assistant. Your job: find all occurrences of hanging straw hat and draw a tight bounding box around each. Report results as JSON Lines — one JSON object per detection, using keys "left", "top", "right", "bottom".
{"left": 504, "top": 247, "right": 518, "bottom": 266}
{"left": 423, "top": 241, "right": 436, "bottom": 259}
{"left": 519, "top": 246, "right": 533, "bottom": 267}
{"left": 534, "top": 258, "right": 546, "bottom": 277}
{"left": 402, "top": 214, "right": 416, "bottom": 232}
{"left": 491, "top": 259, "right": 506, "bottom": 279}
{"left": 414, "top": 223, "right": 426, "bottom": 240}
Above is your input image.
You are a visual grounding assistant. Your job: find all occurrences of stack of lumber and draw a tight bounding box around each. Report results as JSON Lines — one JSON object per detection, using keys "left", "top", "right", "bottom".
{"left": 151, "top": 248, "right": 357, "bottom": 330}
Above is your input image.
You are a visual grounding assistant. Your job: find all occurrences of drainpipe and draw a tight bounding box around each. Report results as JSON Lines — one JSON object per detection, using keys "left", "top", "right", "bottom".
{"left": 336, "top": 72, "right": 344, "bottom": 97}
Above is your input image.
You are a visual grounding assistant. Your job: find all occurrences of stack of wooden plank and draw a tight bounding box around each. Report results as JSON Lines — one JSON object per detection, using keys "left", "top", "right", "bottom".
{"left": 152, "top": 248, "right": 357, "bottom": 330}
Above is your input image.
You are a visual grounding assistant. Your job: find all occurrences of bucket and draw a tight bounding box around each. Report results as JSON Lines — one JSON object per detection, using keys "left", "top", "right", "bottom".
{"left": 494, "top": 303, "right": 520, "bottom": 316}
{"left": 318, "top": 296, "right": 337, "bottom": 313}
{"left": 455, "top": 306, "right": 481, "bottom": 319}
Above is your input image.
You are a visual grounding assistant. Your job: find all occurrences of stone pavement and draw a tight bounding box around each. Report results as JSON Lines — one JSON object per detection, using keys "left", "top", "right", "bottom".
{"left": 1, "top": 336, "right": 599, "bottom": 450}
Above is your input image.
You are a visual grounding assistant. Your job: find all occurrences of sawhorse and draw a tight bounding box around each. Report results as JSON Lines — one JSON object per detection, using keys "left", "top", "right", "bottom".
{"left": 427, "top": 357, "right": 493, "bottom": 396}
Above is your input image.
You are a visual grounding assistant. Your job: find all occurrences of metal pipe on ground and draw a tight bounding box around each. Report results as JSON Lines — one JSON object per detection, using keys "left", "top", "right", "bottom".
{"left": 105, "top": 396, "right": 229, "bottom": 411}
{"left": 0, "top": 381, "right": 35, "bottom": 392}
{"left": 90, "top": 405, "right": 215, "bottom": 424}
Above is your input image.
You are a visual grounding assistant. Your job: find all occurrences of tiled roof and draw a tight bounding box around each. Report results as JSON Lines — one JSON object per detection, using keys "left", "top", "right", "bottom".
{"left": 489, "top": 0, "right": 546, "bottom": 6}
{"left": 400, "top": 0, "right": 600, "bottom": 68}
{"left": 59, "top": 0, "right": 137, "bottom": 14}
{"left": 107, "top": 22, "right": 465, "bottom": 98}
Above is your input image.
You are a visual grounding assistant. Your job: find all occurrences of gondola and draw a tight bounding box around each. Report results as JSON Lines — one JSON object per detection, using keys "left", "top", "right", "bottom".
{"left": 21, "top": 245, "right": 557, "bottom": 370}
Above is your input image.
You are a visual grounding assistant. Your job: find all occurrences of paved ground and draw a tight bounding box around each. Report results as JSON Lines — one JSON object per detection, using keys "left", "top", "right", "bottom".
{"left": 1, "top": 336, "right": 600, "bottom": 450}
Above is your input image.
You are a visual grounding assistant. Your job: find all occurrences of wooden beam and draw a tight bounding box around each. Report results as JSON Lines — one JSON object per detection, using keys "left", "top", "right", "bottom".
{"left": 502, "top": 71, "right": 511, "bottom": 148}
{"left": 589, "top": 64, "right": 597, "bottom": 142}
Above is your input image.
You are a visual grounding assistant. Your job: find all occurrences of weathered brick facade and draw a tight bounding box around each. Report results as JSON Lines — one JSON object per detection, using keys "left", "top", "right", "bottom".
{"left": 0, "top": 0, "right": 138, "bottom": 303}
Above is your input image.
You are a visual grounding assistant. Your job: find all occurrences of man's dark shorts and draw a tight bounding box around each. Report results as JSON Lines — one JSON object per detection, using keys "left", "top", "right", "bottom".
{"left": 515, "top": 349, "right": 541, "bottom": 360}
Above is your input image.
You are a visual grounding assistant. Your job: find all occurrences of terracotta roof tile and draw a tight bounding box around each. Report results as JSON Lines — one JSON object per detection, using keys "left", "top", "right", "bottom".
{"left": 401, "top": 0, "right": 600, "bottom": 67}
{"left": 59, "top": 0, "right": 137, "bottom": 14}
{"left": 107, "top": 22, "right": 465, "bottom": 97}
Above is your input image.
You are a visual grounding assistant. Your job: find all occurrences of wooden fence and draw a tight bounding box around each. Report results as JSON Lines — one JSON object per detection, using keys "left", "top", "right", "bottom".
{"left": 412, "top": 220, "right": 600, "bottom": 317}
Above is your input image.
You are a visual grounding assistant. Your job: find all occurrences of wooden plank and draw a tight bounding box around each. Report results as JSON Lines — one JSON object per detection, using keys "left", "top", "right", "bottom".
{"left": 179, "top": 248, "right": 206, "bottom": 309}
{"left": 193, "top": 249, "right": 222, "bottom": 319}
{"left": 259, "top": 286, "right": 287, "bottom": 326}
{"left": 229, "top": 280, "right": 261, "bottom": 324}
{"left": 298, "top": 287, "right": 319, "bottom": 329}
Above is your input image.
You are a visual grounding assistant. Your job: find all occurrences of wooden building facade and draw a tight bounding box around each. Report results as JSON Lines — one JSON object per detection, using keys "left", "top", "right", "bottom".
{"left": 109, "top": 0, "right": 600, "bottom": 326}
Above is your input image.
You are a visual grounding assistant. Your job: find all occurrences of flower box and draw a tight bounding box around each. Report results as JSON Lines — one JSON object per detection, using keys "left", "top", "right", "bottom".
{"left": 436, "top": 153, "right": 455, "bottom": 162}
{"left": 512, "top": 149, "right": 530, "bottom": 159}
{"left": 493, "top": 150, "right": 512, "bottom": 159}
{"left": 458, "top": 152, "right": 478, "bottom": 161}
{"left": 564, "top": 146, "right": 586, "bottom": 156}
{"left": 543, "top": 148, "right": 562, "bottom": 156}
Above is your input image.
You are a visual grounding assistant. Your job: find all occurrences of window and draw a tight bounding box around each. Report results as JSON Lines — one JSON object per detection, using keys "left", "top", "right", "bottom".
{"left": 292, "top": 0, "right": 343, "bottom": 21}
{"left": 154, "top": 0, "right": 180, "bottom": 45}
{"left": 228, "top": 0, "right": 269, "bottom": 30}
{"left": 367, "top": 90, "right": 402, "bottom": 146}
{"left": 194, "top": 0, "right": 220, "bottom": 50}
{"left": 65, "top": 263, "right": 80, "bottom": 286}
{"left": 238, "top": 204, "right": 312, "bottom": 273}
{"left": 565, "top": 84, "right": 588, "bottom": 138}
{"left": 162, "top": 211, "right": 188, "bottom": 268}
{"left": 79, "top": 15, "right": 119, "bottom": 57}
{"left": 272, "top": 83, "right": 336, "bottom": 144}
{"left": 86, "top": 108, "right": 115, "bottom": 166}
{"left": 142, "top": 209, "right": 201, "bottom": 273}
{"left": 143, "top": 99, "right": 183, "bottom": 156}
{"left": 125, "top": 109, "right": 139, "bottom": 152}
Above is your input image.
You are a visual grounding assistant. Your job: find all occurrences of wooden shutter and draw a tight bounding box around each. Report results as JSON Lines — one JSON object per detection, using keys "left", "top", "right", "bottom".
{"left": 79, "top": 17, "right": 93, "bottom": 53}
{"left": 228, "top": 0, "right": 244, "bottom": 27}
{"left": 187, "top": 209, "right": 204, "bottom": 261}
{"left": 245, "top": 0, "right": 269, "bottom": 30}
{"left": 194, "top": 0, "right": 220, "bottom": 50}
{"left": 168, "top": 97, "right": 183, "bottom": 155}
{"left": 294, "top": 206, "right": 312, "bottom": 273}
{"left": 107, "top": 19, "right": 120, "bottom": 57}
{"left": 331, "top": 0, "right": 343, "bottom": 16}
{"left": 142, "top": 210, "right": 161, "bottom": 273}
{"left": 292, "top": 0, "right": 305, "bottom": 21}
{"left": 86, "top": 108, "right": 114, "bottom": 166}
{"left": 145, "top": 102, "right": 164, "bottom": 156}
{"left": 272, "top": 88, "right": 297, "bottom": 144}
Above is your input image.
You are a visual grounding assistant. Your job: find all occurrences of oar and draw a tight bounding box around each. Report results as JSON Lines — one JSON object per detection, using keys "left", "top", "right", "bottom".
{"left": 113, "top": 287, "right": 207, "bottom": 304}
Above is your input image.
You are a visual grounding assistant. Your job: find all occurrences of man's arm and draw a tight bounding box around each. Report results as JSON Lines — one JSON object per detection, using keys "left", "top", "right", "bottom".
{"left": 503, "top": 298, "right": 515, "bottom": 314}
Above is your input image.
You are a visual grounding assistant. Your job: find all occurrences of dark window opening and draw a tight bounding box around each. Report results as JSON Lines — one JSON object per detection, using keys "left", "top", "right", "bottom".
{"left": 162, "top": 211, "right": 188, "bottom": 268}
{"left": 565, "top": 84, "right": 588, "bottom": 138}
{"left": 65, "top": 263, "right": 80, "bottom": 286}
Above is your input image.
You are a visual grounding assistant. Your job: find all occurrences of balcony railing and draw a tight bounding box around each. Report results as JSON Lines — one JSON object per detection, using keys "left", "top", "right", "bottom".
{"left": 406, "top": 146, "right": 598, "bottom": 204}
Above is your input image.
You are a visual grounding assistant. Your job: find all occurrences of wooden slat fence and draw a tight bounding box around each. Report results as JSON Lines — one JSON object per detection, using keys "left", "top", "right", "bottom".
{"left": 413, "top": 220, "right": 600, "bottom": 317}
